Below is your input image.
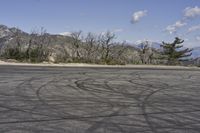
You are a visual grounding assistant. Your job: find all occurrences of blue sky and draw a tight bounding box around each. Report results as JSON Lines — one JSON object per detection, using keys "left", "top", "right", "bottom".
{"left": 0, "top": 0, "right": 200, "bottom": 47}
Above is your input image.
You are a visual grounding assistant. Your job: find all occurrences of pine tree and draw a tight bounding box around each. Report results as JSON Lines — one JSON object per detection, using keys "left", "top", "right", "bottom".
{"left": 161, "top": 37, "right": 192, "bottom": 65}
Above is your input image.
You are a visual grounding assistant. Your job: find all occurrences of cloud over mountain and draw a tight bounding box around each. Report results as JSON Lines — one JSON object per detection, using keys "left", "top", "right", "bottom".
{"left": 59, "top": 32, "right": 72, "bottom": 36}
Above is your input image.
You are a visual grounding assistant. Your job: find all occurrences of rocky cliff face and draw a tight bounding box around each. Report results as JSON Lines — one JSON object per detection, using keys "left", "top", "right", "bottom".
{"left": 0, "top": 25, "right": 13, "bottom": 51}
{"left": 0, "top": 25, "right": 29, "bottom": 49}
{"left": 0, "top": 25, "right": 14, "bottom": 37}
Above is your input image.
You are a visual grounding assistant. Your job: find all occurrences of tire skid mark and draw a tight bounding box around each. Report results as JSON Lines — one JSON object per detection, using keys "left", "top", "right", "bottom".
{"left": 0, "top": 68, "right": 200, "bottom": 132}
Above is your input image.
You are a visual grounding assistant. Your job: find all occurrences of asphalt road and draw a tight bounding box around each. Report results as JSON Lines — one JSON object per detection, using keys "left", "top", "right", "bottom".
{"left": 0, "top": 65, "right": 200, "bottom": 133}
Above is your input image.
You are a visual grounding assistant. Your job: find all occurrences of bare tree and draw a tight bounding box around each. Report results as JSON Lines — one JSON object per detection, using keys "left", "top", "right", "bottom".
{"left": 99, "top": 31, "right": 115, "bottom": 64}
{"left": 70, "top": 31, "right": 82, "bottom": 61}
{"left": 27, "top": 27, "right": 51, "bottom": 62}
{"left": 2, "top": 28, "right": 26, "bottom": 60}
{"left": 83, "top": 32, "right": 99, "bottom": 63}
{"left": 110, "top": 41, "right": 127, "bottom": 64}
{"left": 0, "top": 37, "right": 6, "bottom": 55}
{"left": 13, "top": 28, "right": 23, "bottom": 52}
{"left": 139, "top": 41, "right": 153, "bottom": 64}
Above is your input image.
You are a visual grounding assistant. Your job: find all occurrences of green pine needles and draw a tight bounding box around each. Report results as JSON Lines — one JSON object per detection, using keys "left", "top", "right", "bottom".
{"left": 161, "top": 37, "right": 192, "bottom": 65}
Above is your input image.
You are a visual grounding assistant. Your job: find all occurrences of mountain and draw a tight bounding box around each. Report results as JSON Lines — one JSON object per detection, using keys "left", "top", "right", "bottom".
{"left": 0, "top": 25, "right": 14, "bottom": 38}
{"left": 0, "top": 24, "right": 143, "bottom": 64}
{"left": 136, "top": 42, "right": 162, "bottom": 50}
{"left": 0, "top": 24, "right": 72, "bottom": 47}
{"left": 191, "top": 47, "right": 200, "bottom": 59}
{"left": 0, "top": 25, "right": 27, "bottom": 38}
{"left": 0, "top": 25, "right": 15, "bottom": 49}
{"left": 0, "top": 25, "right": 29, "bottom": 48}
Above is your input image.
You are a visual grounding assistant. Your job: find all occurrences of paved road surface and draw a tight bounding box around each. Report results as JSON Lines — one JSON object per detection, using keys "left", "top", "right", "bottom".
{"left": 0, "top": 65, "right": 200, "bottom": 133}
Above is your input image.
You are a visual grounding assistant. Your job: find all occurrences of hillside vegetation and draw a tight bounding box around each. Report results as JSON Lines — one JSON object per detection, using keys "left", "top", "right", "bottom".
{"left": 0, "top": 25, "right": 197, "bottom": 66}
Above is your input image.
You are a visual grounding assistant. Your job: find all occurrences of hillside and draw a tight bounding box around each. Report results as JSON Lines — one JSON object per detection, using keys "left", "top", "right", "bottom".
{"left": 0, "top": 24, "right": 144, "bottom": 64}
{"left": 0, "top": 24, "right": 199, "bottom": 66}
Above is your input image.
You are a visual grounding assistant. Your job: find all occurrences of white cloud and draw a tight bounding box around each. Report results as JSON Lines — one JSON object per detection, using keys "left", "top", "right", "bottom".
{"left": 135, "top": 39, "right": 143, "bottom": 44}
{"left": 113, "top": 28, "right": 123, "bottom": 33}
{"left": 188, "top": 25, "right": 200, "bottom": 32}
{"left": 99, "top": 28, "right": 123, "bottom": 35}
{"left": 184, "top": 38, "right": 189, "bottom": 41}
{"left": 184, "top": 6, "right": 200, "bottom": 18}
{"left": 164, "top": 6, "right": 200, "bottom": 35}
{"left": 165, "top": 20, "right": 187, "bottom": 34}
{"left": 196, "top": 36, "right": 200, "bottom": 41}
{"left": 131, "top": 10, "right": 147, "bottom": 23}
{"left": 59, "top": 32, "right": 72, "bottom": 36}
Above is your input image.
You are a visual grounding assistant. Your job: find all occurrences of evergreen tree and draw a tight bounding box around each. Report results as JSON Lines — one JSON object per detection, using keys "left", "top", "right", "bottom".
{"left": 161, "top": 37, "right": 192, "bottom": 65}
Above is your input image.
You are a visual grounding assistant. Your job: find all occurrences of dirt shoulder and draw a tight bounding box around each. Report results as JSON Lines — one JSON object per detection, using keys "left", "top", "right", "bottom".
{"left": 0, "top": 60, "right": 199, "bottom": 70}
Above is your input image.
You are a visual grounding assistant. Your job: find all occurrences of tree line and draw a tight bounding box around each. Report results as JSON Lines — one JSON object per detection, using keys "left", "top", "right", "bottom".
{"left": 0, "top": 28, "right": 192, "bottom": 65}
